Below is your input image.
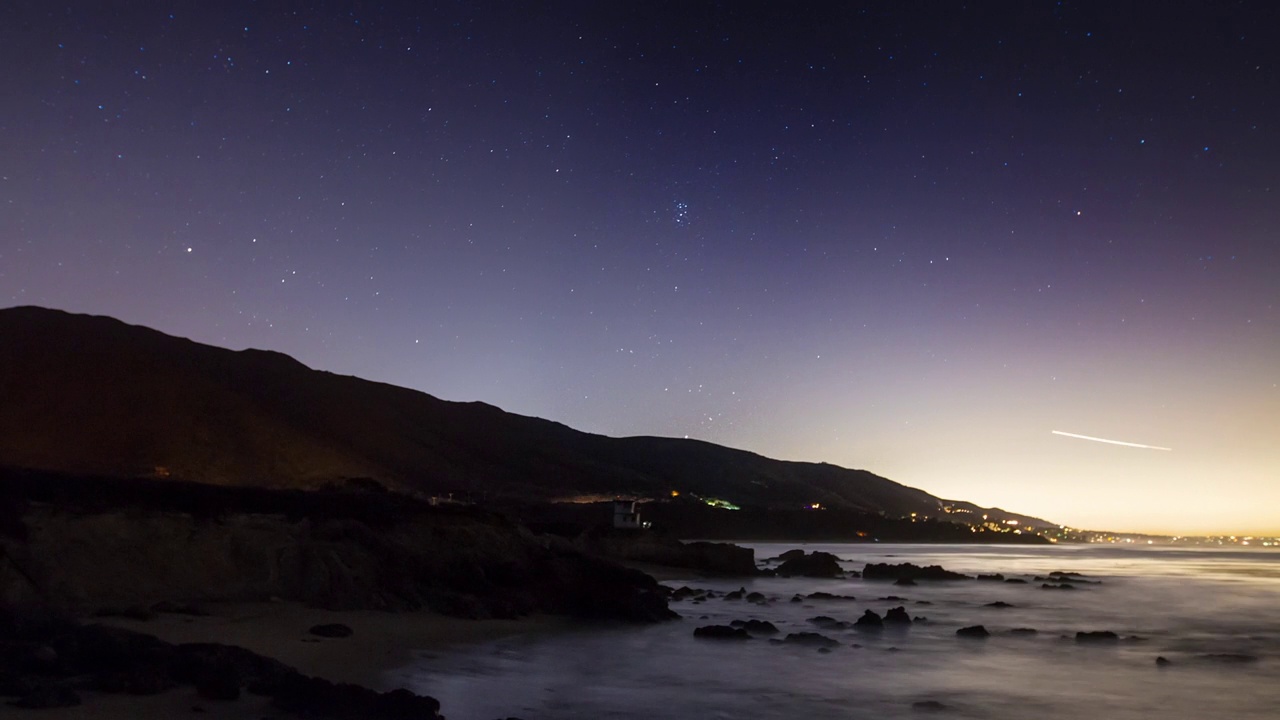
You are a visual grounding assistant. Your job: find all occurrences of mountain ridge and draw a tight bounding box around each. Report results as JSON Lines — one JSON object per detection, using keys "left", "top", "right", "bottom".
{"left": 0, "top": 305, "right": 1052, "bottom": 527}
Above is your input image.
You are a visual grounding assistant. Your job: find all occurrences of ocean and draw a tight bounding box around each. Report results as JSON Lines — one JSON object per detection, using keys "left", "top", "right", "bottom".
{"left": 390, "top": 543, "right": 1280, "bottom": 719}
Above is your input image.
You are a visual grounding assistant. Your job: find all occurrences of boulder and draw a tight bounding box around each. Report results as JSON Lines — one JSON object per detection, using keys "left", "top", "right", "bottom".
{"left": 854, "top": 610, "right": 884, "bottom": 629}
{"left": 781, "top": 632, "right": 840, "bottom": 648}
{"left": 776, "top": 552, "right": 844, "bottom": 578}
{"left": 984, "top": 601, "right": 1014, "bottom": 608}
{"left": 863, "top": 563, "right": 969, "bottom": 581}
{"left": 729, "top": 619, "right": 779, "bottom": 635}
{"left": 955, "top": 625, "right": 989, "bottom": 638}
{"left": 777, "top": 549, "right": 807, "bottom": 562}
{"left": 806, "top": 591, "right": 856, "bottom": 601}
{"left": 883, "top": 607, "right": 912, "bottom": 625}
{"left": 693, "top": 625, "right": 750, "bottom": 640}
{"left": 1075, "top": 631, "right": 1119, "bottom": 643}
{"left": 976, "top": 574, "right": 1005, "bottom": 582}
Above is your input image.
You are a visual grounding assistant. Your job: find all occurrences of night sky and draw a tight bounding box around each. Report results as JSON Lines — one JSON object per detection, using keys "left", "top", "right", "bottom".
{"left": 3, "top": 2, "right": 1277, "bottom": 534}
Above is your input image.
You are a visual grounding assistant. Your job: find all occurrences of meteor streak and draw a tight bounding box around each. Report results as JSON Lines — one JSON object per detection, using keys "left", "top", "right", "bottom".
{"left": 1052, "top": 430, "right": 1172, "bottom": 451}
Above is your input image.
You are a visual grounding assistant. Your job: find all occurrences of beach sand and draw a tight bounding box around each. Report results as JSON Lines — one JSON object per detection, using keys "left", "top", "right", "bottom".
{"left": 0, "top": 601, "right": 565, "bottom": 719}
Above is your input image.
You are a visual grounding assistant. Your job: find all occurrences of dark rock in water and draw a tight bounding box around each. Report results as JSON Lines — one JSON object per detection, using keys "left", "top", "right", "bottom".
{"left": 309, "top": 623, "right": 353, "bottom": 638}
{"left": 817, "top": 647, "right": 832, "bottom": 654}
{"left": 1048, "top": 573, "right": 1099, "bottom": 584}
{"left": 884, "top": 607, "right": 912, "bottom": 625}
{"left": 790, "top": 594, "right": 804, "bottom": 603}
{"left": 915, "top": 600, "right": 933, "bottom": 605}
{"left": 976, "top": 573, "right": 1005, "bottom": 582}
{"left": 693, "top": 625, "right": 750, "bottom": 640}
{"left": 1199, "top": 653, "right": 1259, "bottom": 663}
{"left": 1009, "top": 628, "right": 1038, "bottom": 635}
{"left": 807, "top": 615, "right": 846, "bottom": 629}
{"left": 745, "top": 592, "right": 767, "bottom": 604}
{"left": 723, "top": 587, "right": 747, "bottom": 601}
{"left": 913, "top": 700, "right": 951, "bottom": 712}
{"left": 740, "top": 619, "right": 779, "bottom": 635}
{"left": 879, "top": 595, "right": 908, "bottom": 601}
{"left": 776, "top": 552, "right": 843, "bottom": 578}
{"left": 1156, "top": 656, "right": 1172, "bottom": 667}
{"left": 956, "top": 625, "right": 989, "bottom": 638}
{"left": 1075, "top": 631, "right": 1119, "bottom": 643}
{"left": 777, "top": 549, "right": 807, "bottom": 562}
{"left": 1049, "top": 570, "right": 1085, "bottom": 577}
{"left": 1004, "top": 578, "right": 1028, "bottom": 584}
{"left": 781, "top": 632, "right": 840, "bottom": 648}
{"left": 863, "top": 562, "right": 969, "bottom": 581}
{"left": 807, "top": 591, "right": 856, "bottom": 601}
{"left": 670, "top": 586, "right": 697, "bottom": 601}
{"left": 8, "top": 685, "right": 82, "bottom": 709}
{"left": 894, "top": 577, "right": 917, "bottom": 586}
{"left": 985, "top": 601, "right": 1014, "bottom": 608}
{"left": 1041, "top": 583, "right": 1076, "bottom": 590}
{"left": 854, "top": 610, "right": 884, "bottom": 629}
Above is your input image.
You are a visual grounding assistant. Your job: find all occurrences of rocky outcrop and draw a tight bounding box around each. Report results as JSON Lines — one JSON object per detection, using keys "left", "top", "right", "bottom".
{"left": 956, "top": 625, "right": 989, "bottom": 638}
{"left": 578, "top": 531, "right": 758, "bottom": 576}
{"left": 776, "top": 551, "right": 844, "bottom": 578}
{"left": 693, "top": 625, "right": 750, "bottom": 640}
{"left": 778, "top": 632, "right": 840, "bottom": 648}
{"left": 730, "top": 619, "right": 779, "bottom": 635}
{"left": 0, "top": 476, "right": 676, "bottom": 623}
{"left": 863, "top": 563, "right": 969, "bottom": 581}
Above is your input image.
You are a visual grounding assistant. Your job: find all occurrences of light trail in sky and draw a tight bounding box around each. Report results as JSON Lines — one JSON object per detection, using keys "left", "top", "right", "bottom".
{"left": 1051, "top": 430, "right": 1172, "bottom": 451}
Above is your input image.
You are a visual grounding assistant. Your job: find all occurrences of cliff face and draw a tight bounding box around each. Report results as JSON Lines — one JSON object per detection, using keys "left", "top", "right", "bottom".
{"left": 0, "top": 306, "right": 962, "bottom": 517}
{"left": 0, "top": 470, "right": 675, "bottom": 622}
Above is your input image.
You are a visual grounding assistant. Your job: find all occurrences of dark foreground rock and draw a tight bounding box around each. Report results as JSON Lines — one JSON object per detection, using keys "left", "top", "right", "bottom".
{"left": 863, "top": 563, "right": 969, "bottom": 581}
{"left": 0, "top": 610, "right": 442, "bottom": 718}
{"left": 776, "top": 551, "right": 844, "bottom": 578}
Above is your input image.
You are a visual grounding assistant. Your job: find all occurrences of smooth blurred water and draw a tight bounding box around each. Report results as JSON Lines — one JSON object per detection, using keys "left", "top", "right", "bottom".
{"left": 389, "top": 544, "right": 1280, "bottom": 719}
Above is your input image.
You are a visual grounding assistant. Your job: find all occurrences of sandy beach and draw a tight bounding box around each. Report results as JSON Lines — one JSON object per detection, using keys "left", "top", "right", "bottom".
{"left": 0, "top": 601, "right": 565, "bottom": 719}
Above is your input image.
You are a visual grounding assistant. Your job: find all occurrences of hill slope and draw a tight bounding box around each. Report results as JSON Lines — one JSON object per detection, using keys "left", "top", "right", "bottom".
{"left": 0, "top": 306, "right": 1041, "bottom": 523}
